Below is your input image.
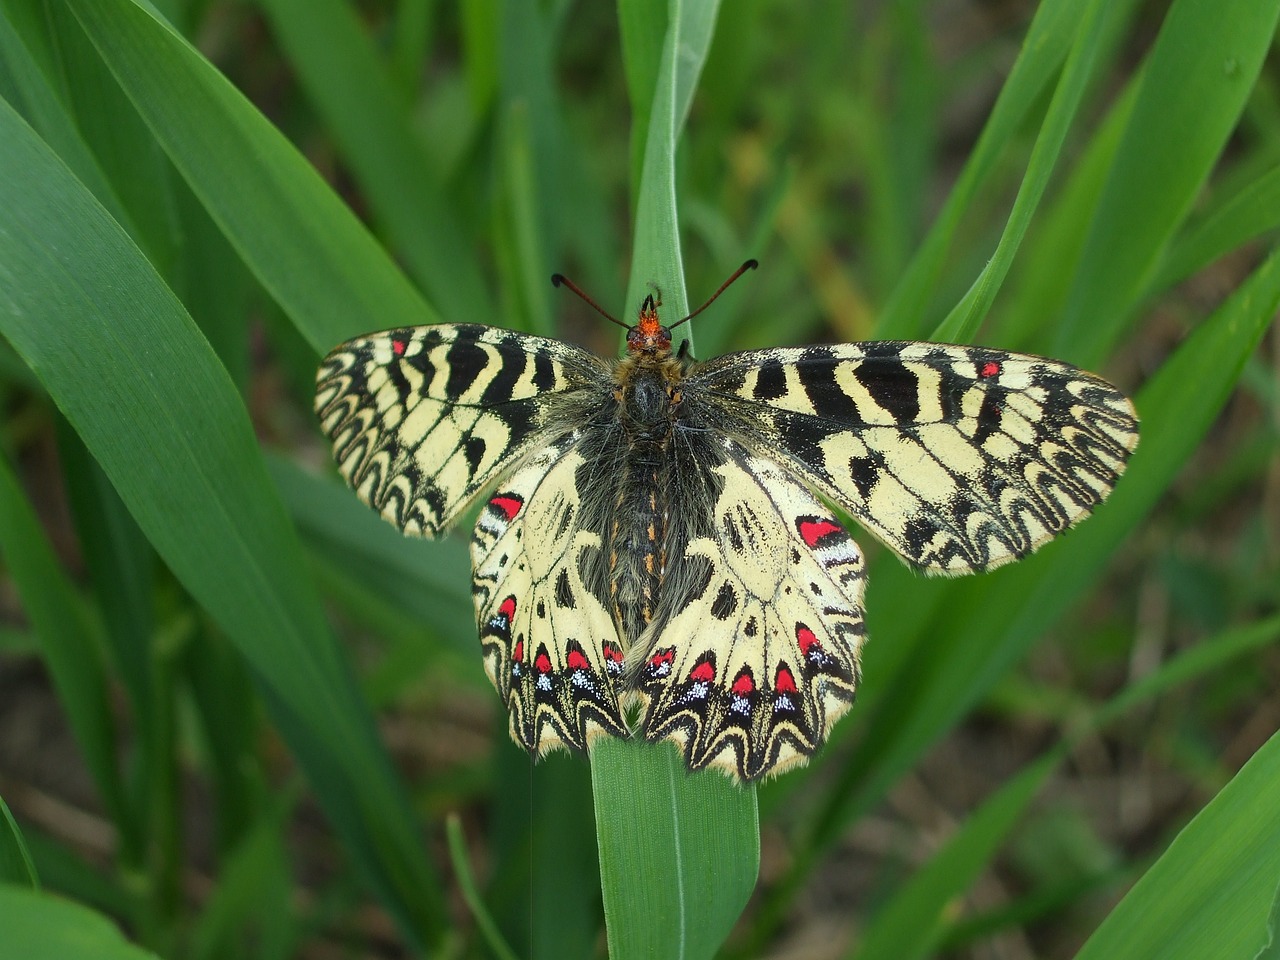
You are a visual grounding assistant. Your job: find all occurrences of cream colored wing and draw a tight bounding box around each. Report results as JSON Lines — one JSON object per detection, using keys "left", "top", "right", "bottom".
{"left": 470, "top": 437, "right": 627, "bottom": 755}
{"left": 694, "top": 341, "right": 1139, "bottom": 573}
{"left": 316, "top": 324, "right": 606, "bottom": 537}
{"left": 635, "top": 441, "right": 866, "bottom": 780}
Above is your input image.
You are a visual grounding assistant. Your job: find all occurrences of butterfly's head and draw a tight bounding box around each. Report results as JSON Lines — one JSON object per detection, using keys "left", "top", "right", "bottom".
{"left": 626, "top": 294, "right": 673, "bottom": 357}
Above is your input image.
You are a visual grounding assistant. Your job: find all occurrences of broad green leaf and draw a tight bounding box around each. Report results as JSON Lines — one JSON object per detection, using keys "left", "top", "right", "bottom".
{"left": 593, "top": 740, "right": 759, "bottom": 960}
{"left": 0, "top": 884, "right": 160, "bottom": 960}
{"left": 0, "top": 99, "right": 443, "bottom": 944}
{"left": 68, "top": 0, "right": 434, "bottom": 356}
{"left": 1075, "top": 729, "right": 1280, "bottom": 960}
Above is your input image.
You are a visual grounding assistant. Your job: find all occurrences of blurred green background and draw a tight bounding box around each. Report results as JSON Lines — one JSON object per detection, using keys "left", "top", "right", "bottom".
{"left": 1, "top": 1, "right": 1278, "bottom": 958}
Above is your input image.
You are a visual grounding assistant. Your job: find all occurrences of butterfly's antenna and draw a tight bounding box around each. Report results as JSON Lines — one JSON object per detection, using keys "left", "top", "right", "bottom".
{"left": 668, "top": 259, "right": 759, "bottom": 331}
{"left": 551, "top": 273, "right": 630, "bottom": 331}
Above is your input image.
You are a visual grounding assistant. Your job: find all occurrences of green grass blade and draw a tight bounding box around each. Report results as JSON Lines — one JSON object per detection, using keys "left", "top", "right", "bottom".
{"left": 67, "top": 0, "right": 434, "bottom": 355}
{"left": 595, "top": 5, "right": 758, "bottom": 958}
{"left": 0, "top": 99, "right": 444, "bottom": 944}
{"left": 0, "top": 884, "right": 160, "bottom": 960}
{"left": 255, "top": 0, "right": 493, "bottom": 323}
{"left": 445, "top": 814, "right": 519, "bottom": 960}
{"left": 1074, "top": 728, "right": 1280, "bottom": 960}
{"left": 593, "top": 740, "right": 759, "bottom": 960}
{"left": 931, "top": 0, "right": 1110, "bottom": 344}
{"left": 0, "top": 796, "right": 39, "bottom": 889}
{"left": 874, "top": 0, "right": 1083, "bottom": 339}
{"left": 1053, "top": 0, "right": 1280, "bottom": 365}
{"left": 0, "top": 452, "right": 132, "bottom": 854}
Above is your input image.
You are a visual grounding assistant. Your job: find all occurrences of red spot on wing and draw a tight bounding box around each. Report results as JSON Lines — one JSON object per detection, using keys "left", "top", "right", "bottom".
{"left": 490, "top": 495, "right": 523, "bottom": 521}
{"left": 498, "top": 596, "right": 516, "bottom": 620}
{"left": 798, "top": 518, "right": 843, "bottom": 547}
{"left": 567, "top": 649, "right": 589, "bottom": 671}
{"left": 797, "top": 625, "right": 821, "bottom": 657}
{"left": 774, "top": 666, "right": 797, "bottom": 693}
{"left": 392, "top": 339, "right": 407, "bottom": 356}
{"left": 603, "top": 642, "right": 624, "bottom": 663}
{"left": 731, "top": 672, "right": 755, "bottom": 696}
{"left": 512, "top": 638, "right": 524, "bottom": 661}
{"left": 534, "top": 652, "right": 553, "bottom": 674}
{"left": 650, "top": 649, "right": 674, "bottom": 667}
{"left": 689, "top": 660, "right": 715, "bottom": 683}
{"left": 979, "top": 360, "right": 1000, "bottom": 378}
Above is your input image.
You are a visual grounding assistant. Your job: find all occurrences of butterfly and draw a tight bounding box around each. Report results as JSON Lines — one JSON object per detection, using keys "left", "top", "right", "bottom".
{"left": 314, "top": 261, "right": 1139, "bottom": 780}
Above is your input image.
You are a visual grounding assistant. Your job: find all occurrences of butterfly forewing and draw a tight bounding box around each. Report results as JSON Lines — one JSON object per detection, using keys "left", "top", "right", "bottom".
{"left": 315, "top": 324, "right": 607, "bottom": 537}
{"left": 694, "top": 341, "right": 1139, "bottom": 573}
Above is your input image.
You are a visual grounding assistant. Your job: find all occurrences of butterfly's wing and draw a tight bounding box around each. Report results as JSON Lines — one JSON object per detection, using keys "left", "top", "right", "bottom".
{"left": 471, "top": 436, "right": 627, "bottom": 753}
{"left": 315, "top": 324, "right": 606, "bottom": 537}
{"left": 692, "top": 341, "right": 1139, "bottom": 574}
{"left": 633, "top": 437, "right": 865, "bottom": 781}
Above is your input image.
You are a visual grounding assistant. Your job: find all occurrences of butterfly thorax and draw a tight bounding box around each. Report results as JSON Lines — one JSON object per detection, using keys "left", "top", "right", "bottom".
{"left": 605, "top": 307, "right": 692, "bottom": 647}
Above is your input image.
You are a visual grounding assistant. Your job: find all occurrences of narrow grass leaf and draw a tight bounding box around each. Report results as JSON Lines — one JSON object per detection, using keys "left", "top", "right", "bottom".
{"left": 0, "top": 102, "right": 443, "bottom": 943}
{"left": 1074, "top": 729, "right": 1280, "bottom": 960}
{"left": 0, "top": 796, "right": 38, "bottom": 889}
{"left": 0, "top": 884, "right": 160, "bottom": 960}
{"left": 931, "top": 0, "right": 1110, "bottom": 344}
{"left": 0, "top": 452, "right": 131, "bottom": 852}
{"left": 1054, "top": 0, "right": 1280, "bottom": 365}
{"left": 875, "top": 0, "right": 1081, "bottom": 339}
{"left": 256, "top": 0, "right": 492, "bottom": 322}
{"left": 68, "top": 0, "right": 434, "bottom": 355}
{"left": 446, "top": 814, "right": 519, "bottom": 960}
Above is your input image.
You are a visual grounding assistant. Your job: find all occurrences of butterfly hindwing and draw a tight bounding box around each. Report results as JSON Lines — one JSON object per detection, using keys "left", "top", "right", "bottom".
{"left": 635, "top": 440, "right": 865, "bottom": 780}
{"left": 694, "top": 341, "right": 1139, "bottom": 573}
{"left": 315, "top": 324, "right": 606, "bottom": 537}
{"left": 471, "top": 436, "right": 627, "bottom": 754}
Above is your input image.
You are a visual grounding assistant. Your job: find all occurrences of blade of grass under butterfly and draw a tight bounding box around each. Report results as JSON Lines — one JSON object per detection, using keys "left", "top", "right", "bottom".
{"left": 0, "top": 101, "right": 444, "bottom": 945}
{"left": 594, "top": 4, "right": 758, "bottom": 959}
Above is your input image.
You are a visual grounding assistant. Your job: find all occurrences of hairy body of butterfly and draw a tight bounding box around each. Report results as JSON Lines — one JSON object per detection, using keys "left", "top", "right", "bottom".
{"left": 315, "top": 292, "right": 1139, "bottom": 781}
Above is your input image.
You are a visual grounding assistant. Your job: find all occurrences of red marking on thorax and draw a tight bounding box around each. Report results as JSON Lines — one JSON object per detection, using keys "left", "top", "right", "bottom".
{"left": 797, "top": 625, "right": 821, "bottom": 656}
{"left": 689, "top": 660, "right": 715, "bottom": 683}
{"left": 392, "top": 339, "right": 407, "bottom": 356}
{"left": 490, "top": 495, "right": 523, "bottom": 520}
{"left": 798, "top": 518, "right": 843, "bottom": 548}
{"left": 774, "top": 666, "right": 797, "bottom": 693}
{"left": 979, "top": 361, "right": 1000, "bottom": 378}
{"left": 535, "top": 652, "right": 553, "bottom": 674}
{"left": 567, "top": 649, "right": 589, "bottom": 671}
{"left": 731, "top": 672, "right": 755, "bottom": 696}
